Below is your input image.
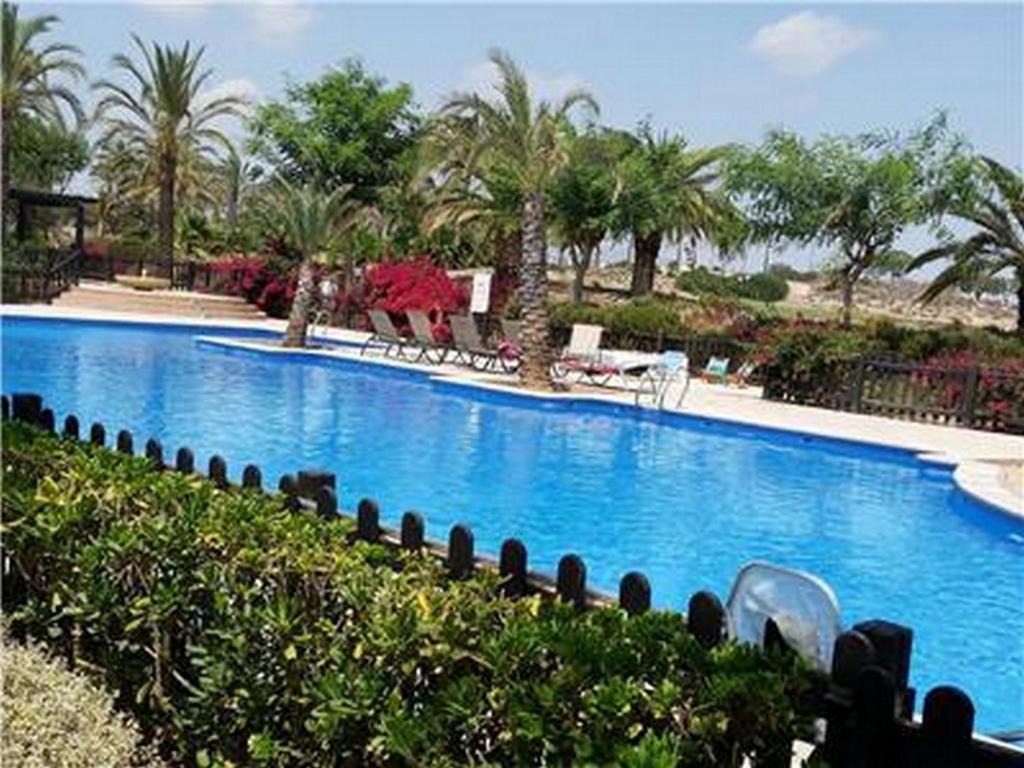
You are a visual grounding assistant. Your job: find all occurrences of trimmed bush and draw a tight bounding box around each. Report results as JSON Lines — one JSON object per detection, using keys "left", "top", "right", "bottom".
{"left": 2, "top": 631, "right": 158, "bottom": 767}
{"left": 675, "top": 268, "right": 789, "bottom": 303}
{"left": 2, "top": 422, "right": 818, "bottom": 767}
{"left": 549, "top": 299, "right": 684, "bottom": 340}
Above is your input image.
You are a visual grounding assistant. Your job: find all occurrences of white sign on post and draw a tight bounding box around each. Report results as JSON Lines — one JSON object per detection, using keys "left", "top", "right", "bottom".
{"left": 470, "top": 272, "right": 492, "bottom": 314}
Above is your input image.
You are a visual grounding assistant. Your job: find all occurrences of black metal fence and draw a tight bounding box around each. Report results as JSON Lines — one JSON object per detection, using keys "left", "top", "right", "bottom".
{"left": 1, "top": 246, "right": 83, "bottom": 303}
{"left": 4, "top": 391, "right": 1023, "bottom": 767}
{"left": 764, "top": 357, "right": 1024, "bottom": 434}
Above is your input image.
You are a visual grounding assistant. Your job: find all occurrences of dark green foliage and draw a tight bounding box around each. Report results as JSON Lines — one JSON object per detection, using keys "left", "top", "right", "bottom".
{"left": 550, "top": 299, "right": 684, "bottom": 339}
{"left": 6, "top": 118, "right": 89, "bottom": 192}
{"left": 2, "top": 422, "right": 817, "bottom": 766}
{"left": 675, "top": 267, "right": 789, "bottom": 303}
{"left": 248, "top": 59, "right": 421, "bottom": 204}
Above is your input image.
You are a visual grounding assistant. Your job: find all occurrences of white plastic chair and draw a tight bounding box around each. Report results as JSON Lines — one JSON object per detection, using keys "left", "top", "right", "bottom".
{"left": 725, "top": 561, "right": 842, "bottom": 671}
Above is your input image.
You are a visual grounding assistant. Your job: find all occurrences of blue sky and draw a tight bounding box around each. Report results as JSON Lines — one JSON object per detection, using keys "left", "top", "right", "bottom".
{"left": 28, "top": 1, "right": 1024, "bottom": 268}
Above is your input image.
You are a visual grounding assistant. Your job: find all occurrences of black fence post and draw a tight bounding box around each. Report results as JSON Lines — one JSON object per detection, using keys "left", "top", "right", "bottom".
{"left": 278, "top": 474, "right": 300, "bottom": 511}
{"left": 447, "top": 524, "right": 474, "bottom": 580}
{"left": 498, "top": 538, "right": 528, "bottom": 598}
{"left": 89, "top": 423, "right": 105, "bottom": 447}
{"left": 63, "top": 415, "right": 79, "bottom": 440}
{"left": 356, "top": 499, "right": 380, "bottom": 541}
{"left": 919, "top": 686, "right": 974, "bottom": 768}
{"left": 116, "top": 430, "right": 133, "bottom": 455}
{"left": 618, "top": 571, "right": 651, "bottom": 616}
{"left": 208, "top": 455, "right": 228, "bottom": 488}
{"left": 850, "top": 667, "right": 900, "bottom": 767}
{"left": 960, "top": 367, "right": 979, "bottom": 428}
{"left": 687, "top": 591, "right": 727, "bottom": 648}
{"left": 40, "top": 409, "right": 55, "bottom": 433}
{"left": 297, "top": 470, "right": 335, "bottom": 500}
{"left": 556, "top": 554, "right": 587, "bottom": 610}
{"left": 316, "top": 486, "right": 338, "bottom": 519}
{"left": 144, "top": 438, "right": 164, "bottom": 470}
{"left": 175, "top": 447, "right": 194, "bottom": 473}
{"left": 853, "top": 620, "right": 914, "bottom": 717}
{"left": 849, "top": 358, "right": 867, "bottom": 413}
{"left": 242, "top": 464, "right": 262, "bottom": 491}
{"left": 400, "top": 511, "right": 424, "bottom": 550}
{"left": 12, "top": 393, "right": 42, "bottom": 425}
{"left": 1, "top": 395, "right": 9, "bottom": 421}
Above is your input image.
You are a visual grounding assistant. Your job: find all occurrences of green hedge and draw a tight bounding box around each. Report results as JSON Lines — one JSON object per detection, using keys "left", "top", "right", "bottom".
{"left": 675, "top": 268, "right": 789, "bottom": 303}
{"left": 549, "top": 299, "right": 684, "bottom": 341}
{"left": 2, "top": 422, "right": 818, "bottom": 766}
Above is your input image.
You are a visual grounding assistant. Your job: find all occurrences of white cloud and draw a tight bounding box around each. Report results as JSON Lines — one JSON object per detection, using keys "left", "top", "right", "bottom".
{"left": 749, "top": 11, "right": 879, "bottom": 76}
{"left": 201, "top": 77, "right": 260, "bottom": 106}
{"left": 247, "top": 2, "right": 317, "bottom": 39}
{"left": 462, "top": 60, "right": 590, "bottom": 105}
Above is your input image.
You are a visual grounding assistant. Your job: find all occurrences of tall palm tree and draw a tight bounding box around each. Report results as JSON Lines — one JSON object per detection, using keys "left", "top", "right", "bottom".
{"left": 93, "top": 36, "right": 244, "bottom": 274}
{"left": 264, "top": 179, "right": 363, "bottom": 347}
{"left": 432, "top": 49, "right": 597, "bottom": 387}
{"left": 910, "top": 157, "right": 1024, "bottom": 334}
{"left": 611, "top": 126, "right": 734, "bottom": 296}
{"left": 1, "top": 2, "right": 84, "bottom": 213}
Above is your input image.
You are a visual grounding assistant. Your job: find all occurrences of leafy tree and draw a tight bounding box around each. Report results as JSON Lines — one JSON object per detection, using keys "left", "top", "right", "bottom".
{"left": 727, "top": 117, "right": 961, "bottom": 326}
{"left": 94, "top": 36, "right": 244, "bottom": 271}
{"left": 263, "top": 179, "right": 364, "bottom": 347}
{"left": 5, "top": 118, "right": 88, "bottom": 193}
{"left": 1, "top": 2, "right": 84, "bottom": 224}
{"left": 431, "top": 49, "right": 597, "bottom": 387}
{"left": 549, "top": 127, "right": 618, "bottom": 302}
{"left": 610, "top": 124, "right": 734, "bottom": 297}
{"left": 909, "top": 156, "right": 1024, "bottom": 334}
{"left": 248, "top": 59, "right": 421, "bottom": 204}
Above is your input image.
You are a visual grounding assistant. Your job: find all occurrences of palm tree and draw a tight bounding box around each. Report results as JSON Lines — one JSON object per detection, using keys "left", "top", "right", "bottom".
{"left": 910, "top": 157, "right": 1024, "bottom": 334}
{"left": 432, "top": 49, "right": 597, "bottom": 387}
{"left": 611, "top": 125, "right": 734, "bottom": 296}
{"left": 264, "top": 179, "right": 363, "bottom": 347}
{"left": 93, "top": 36, "right": 244, "bottom": 275}
{"left": 1, "top": 2, "right": 84, "bottom": 214}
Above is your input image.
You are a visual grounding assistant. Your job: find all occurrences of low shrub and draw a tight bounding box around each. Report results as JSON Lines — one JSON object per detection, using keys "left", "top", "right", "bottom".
{"left": 2, "top": 630, "right": 159, "bottom": 767}
{"left": 2, "top": 421, "right": 818, "bottom": 767}
{"left": 550, "top": 299, "right": 684, "bottom": 342}
{"left": 675, "top": 268, "right": 789, "bottom": 303}
{"left": 208, "top": 255, "right": 295, "bottom": 318}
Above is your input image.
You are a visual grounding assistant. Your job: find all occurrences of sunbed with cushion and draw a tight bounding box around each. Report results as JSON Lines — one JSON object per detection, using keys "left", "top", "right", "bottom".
{"left": 449, "top": 315, "right": 519, "bottom": 373}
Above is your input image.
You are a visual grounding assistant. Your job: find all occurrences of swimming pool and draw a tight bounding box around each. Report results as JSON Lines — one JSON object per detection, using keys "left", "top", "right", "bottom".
{"left": 3, "top": 315, "right": 1022, "bottom": 731}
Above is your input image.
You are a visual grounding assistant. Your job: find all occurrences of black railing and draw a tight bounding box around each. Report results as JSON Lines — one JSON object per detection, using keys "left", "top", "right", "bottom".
{"left": 79, "top": 253, "right": 216, "bottom": 292}
{"left": 5, "top": 390, "right": 1022, "bottom": 766}
{"left": 1, "top": 246, "right": 83, "bottom": 303}
{"left": 764, "top": 357, "right": 1024, "bottom": 434}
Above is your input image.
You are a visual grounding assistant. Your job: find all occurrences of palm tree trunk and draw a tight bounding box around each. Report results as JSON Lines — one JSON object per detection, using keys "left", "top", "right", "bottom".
{"left": 1016, "top": 268, "right": 1024, "bottom": 336}
{"left": 571, "top": 245, "right": 592, "bottom": 304}
{"left": 284, "top": 259, "right": 316, "bottom": 347}
{"left": 158, "top": 152, "right": 176, "bottom": 279}
{"left": 1, "top": 119, "right": 11, "bottom": 243}
{"left": 517, "top": 192, "right": 553, "bottom": 388}
{"left": 631, "top": 230, "right": 661, "bottom": 296}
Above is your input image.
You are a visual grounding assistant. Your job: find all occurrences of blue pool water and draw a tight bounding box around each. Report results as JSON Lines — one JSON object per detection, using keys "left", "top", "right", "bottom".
{"left": 3, "top": 315, "right": 1023, "bottom": 731}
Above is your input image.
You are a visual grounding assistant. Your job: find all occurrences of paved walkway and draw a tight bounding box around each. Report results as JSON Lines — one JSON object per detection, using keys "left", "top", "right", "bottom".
{"left": 4, "top": 303, "right": 1022, "bottom": 517}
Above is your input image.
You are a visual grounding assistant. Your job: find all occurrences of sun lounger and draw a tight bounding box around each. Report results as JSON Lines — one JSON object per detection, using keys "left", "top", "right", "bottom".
{"left": 361, "top": 309, "right": 408, "bottom": 358}
{"left": 700, "top": 356, "right": 731, "bottom": 384}
{"left": 728, "top": 360, "right": 757, "bottom": 387}
{"left": 552, "top": 324, "right": 661, "bottom": 388}
{"left": 406, "top": 310, "right": 447, "bottom": 364}
{"left": 449, "top": 315, "right": 519, "bottom": 373}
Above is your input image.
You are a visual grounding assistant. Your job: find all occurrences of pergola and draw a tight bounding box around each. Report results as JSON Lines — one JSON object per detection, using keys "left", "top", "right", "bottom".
{"left": 8, "top": 188, "right": 98, "bottom": 252}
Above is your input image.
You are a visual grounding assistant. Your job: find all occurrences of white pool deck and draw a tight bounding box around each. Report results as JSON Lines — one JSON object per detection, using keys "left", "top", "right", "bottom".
{"left": 4, "top": 304, "right": 1022, "bottom": 519}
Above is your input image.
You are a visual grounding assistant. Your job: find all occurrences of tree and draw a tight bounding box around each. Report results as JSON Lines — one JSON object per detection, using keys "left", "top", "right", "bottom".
{"left": 432, "top": 49, "right": 597, "bottom": 387}
{"left": 549, "top": 128, "right": 618, "bottom": 302}
{"left": 94, "top": 36, "right": 244, "bottom": 272}
{"left": 727, "top": 117, "right": 961, "bottom": 326}
{"left": 909, "top": 157, "right": 1024, "bottom": 334}
{"left": 248, "top": 59, "right": 420, "bottom": 204}
{"left": 263, "top": 179, "right": 363, "bottom": 347}
{"left": 610, "top": 124, "right": 733, "bottom": 296}
{"left": 1, "top": 2, "right": 84, "bottom": 223}
{"left": 6, "top": 118, "right": 88, "bottom": 193}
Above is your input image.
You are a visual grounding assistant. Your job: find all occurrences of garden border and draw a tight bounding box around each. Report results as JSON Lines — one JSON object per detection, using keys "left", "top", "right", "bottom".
{"left": 4, "top": 391, "right": 1023, "bottom": 767}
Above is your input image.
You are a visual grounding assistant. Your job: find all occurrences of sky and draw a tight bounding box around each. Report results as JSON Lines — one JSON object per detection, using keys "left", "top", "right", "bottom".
{"left": 26, "top": 1, "right": 1024, "bottom": 270}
